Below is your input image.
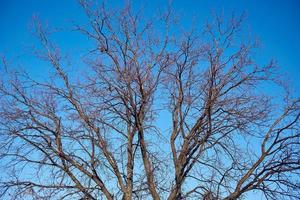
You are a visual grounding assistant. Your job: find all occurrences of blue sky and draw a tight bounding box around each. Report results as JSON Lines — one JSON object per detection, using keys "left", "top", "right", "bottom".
{"left": 0, "top": 1, "right": 299, "bottom": 199}
{"left": 0, "top": 0, "right": 300, "bottom": 94}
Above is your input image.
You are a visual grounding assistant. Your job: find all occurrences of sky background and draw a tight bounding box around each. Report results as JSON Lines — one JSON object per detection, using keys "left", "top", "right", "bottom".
{"left": 0, "top": 0, "right": 300, "bottom": 94}
{"left": 0, "top": 1, "right": 299, "bottom": 199}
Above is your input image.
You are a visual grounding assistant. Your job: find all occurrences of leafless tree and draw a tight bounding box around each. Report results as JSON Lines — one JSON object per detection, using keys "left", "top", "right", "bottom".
{"left": 0, "top": 1, "right": 299, "bottom": 200}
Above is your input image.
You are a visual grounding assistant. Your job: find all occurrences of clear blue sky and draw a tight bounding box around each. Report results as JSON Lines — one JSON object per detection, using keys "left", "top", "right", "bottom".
{"left": 0, "top": 1, "right": 299, "bottom": 199}
{"left": 0, "top": 0, "right": 300, "bottom": 94}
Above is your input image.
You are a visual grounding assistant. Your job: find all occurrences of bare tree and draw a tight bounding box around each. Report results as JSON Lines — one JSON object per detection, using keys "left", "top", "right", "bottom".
{"left": 0, "top": 1, "right": 299, "bottom": 200}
